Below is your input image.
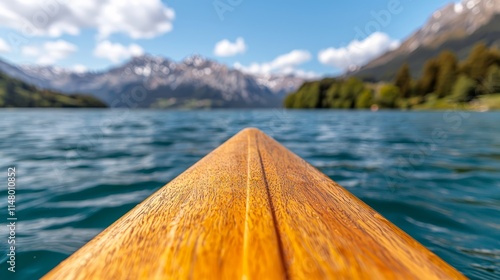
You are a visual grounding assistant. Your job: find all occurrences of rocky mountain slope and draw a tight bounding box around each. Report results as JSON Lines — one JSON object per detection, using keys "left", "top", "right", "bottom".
{"left": 0, "top": 55, "right": 305, "bottom": 108}
{"left": 353, "top": 0, "right": 500, "bottom": 81}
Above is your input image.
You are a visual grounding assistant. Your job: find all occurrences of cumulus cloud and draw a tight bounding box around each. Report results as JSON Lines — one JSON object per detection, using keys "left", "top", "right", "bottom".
{"left": 318, "top": 32, "right": 400, "bottom": 71}
{"left": 0, "top": 0, "right": 175, "bottom": 39}
{"left": 214, "top": 37, "right": 246, "bottom": 57}
{"left": 21, "top": 40, "right": 77, "bottom": 65}
{"left": 0, "top": 38, "right": 11, "bottom": 53}
{"left": 234, "top": 50, "right": 317, "bottom": 78}
{"left": 94, "top": 40, "right": 144, "bottom": 63}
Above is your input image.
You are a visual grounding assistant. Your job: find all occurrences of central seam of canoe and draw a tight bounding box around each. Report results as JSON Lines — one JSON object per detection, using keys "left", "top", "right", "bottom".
{"left": 243, "top": 132, "right": 288, "bottom": 279}
{"left": 42, "top": 128, "right": 466, "bottom": 280}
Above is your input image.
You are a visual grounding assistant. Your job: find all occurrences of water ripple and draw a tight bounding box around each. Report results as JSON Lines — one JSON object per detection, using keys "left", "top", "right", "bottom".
{"left": 0, "top": 110, "right": 499, "bottom": 279}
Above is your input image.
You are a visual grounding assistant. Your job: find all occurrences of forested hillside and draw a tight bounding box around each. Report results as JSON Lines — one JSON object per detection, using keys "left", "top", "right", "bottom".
{"left": 285, "top": 43, "right": 500, "bottom": 110}
{"left": 0, "top": 71, "right": 107, "bottom": 108}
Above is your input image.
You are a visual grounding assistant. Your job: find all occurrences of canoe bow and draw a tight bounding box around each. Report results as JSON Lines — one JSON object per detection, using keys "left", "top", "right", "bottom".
{"left": 43, "top": 128, "right": 465, "bottom": 280}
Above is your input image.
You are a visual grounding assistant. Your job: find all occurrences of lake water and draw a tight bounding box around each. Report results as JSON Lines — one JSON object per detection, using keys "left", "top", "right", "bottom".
{"left": 0, "top": 110, "right": 499, "bottom": 279}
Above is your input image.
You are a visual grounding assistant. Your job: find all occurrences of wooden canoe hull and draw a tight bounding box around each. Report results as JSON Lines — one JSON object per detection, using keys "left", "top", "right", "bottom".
{"left": 43, "top": 128, "right": 465, "bottom": 279}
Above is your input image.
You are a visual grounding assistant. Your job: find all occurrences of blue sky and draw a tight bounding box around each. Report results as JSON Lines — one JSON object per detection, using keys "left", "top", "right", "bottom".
{"left": 0, "top": 0, "right": 454, "bottom": 76}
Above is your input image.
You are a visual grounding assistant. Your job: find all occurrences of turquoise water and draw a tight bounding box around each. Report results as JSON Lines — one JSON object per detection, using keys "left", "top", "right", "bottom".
{"left": 0, "top": 110, "right": 499, "bottom": 279}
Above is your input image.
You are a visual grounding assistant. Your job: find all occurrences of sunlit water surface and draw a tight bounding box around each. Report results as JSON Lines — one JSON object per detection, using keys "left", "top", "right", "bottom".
{"left": 0, "top": 110, "right": 499, "bottom": 279}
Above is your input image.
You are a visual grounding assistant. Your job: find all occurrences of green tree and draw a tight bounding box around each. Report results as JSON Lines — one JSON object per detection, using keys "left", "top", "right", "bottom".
{"left": 355, "top": 89, "right": 373, "bottom": 108}
{"left": 418, "top": 59, "right": 440, "bottom": 95}
{"left": 394, "top": 63, "right": 412, "bottom": 98}
{"left": 452, "top": 75, "right": 477, "bottom": 102}
{"left": 435, "top": 51, "right": 458, "bottom": 98}
{"left": 485, "top": 64, "right": 500, "bottom": 94}
{"left": 461, "top": 43, "right": 497, "bottom": 83}
{"left": 323, "top": 82, "right": 341, "bottom": 108}
{"left": 284, "top": 93, "right": 296, "bottom": 108}
{"left": 376, "top": 84, "right": 400, "bottom": 108}
{"left": 317, "top": 78, "right": 336, "bottom": 108}
{"left": 339, "top": 78, "right": 365, "bottom": 109}
{"left": 491, "top": 48, "right": 500, "bottom": 66}
{"left": 284, "top": 77, "right": 373, "bottom": 109}
{"left": 293, "top": 82, "right": 321, "bottom": 108}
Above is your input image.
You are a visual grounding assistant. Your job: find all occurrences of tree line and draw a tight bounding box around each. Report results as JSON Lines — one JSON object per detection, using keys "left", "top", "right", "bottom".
{"left": 284, "top": 43, "right": 500, "bottom": 109}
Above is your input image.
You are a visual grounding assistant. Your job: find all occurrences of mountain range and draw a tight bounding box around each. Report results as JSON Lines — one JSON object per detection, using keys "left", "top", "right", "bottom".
{"left": 1, "top": 0, "right": 500, "bottom": 107}
{"left": 0, "top": 71, "right": 106, "bottom": 108}
{"left": 0, "top": 55, "right": 305, "bottom": 108}
{"left": 353, "top": 0, "right": 500, "bottom": 81}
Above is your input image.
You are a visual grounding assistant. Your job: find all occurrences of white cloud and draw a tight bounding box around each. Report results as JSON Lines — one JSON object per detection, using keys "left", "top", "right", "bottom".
{"left": 21, "top": 40, "right": 77, "bottom": 65}
{"left": 94, "top": 40, "right": 144, "bottom": 63}
{"left": 318, "top": 32, "right": 400, "bottom": 72}
{"left": 0, "top": 0, "right": 175, "bottom": 39}
{"left": 214, "top": 37, "right": 247, "bottom": 57}
{"left": 71, "top": 64, "right": 88, "bottom": 73}
{"left": 0, "top": 38, "right": 11, "bottom": 53}
{"left": 21, "top": 46, "right": 39, "bottom": 57}
{"left": 234, "top": 50, "right": 317, "bottom": 78}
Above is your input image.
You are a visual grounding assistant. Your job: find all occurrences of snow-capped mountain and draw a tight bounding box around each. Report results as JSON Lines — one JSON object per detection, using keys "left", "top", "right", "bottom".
{"left": 354, "top": 0, "right": 500, "bottom": 80}
{"left": 404, "top": 0, "right": 500, "bottom": 52}
{"left": 0, "top": 55, "right": 306, "bottom": 108}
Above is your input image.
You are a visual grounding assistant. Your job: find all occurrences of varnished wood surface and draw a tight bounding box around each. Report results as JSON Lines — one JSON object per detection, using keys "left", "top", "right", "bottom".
{"left": 43, "top": 128, "right": 466, "bottom": 280}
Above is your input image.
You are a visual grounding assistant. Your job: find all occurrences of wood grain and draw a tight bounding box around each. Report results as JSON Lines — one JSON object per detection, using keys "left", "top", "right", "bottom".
{"left": 43, "top": 128, "right": 466, "bottom": 280}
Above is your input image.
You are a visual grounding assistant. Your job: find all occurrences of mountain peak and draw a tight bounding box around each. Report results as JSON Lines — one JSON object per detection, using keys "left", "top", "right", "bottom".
{"left": 127, "top": 54, "right": 171, "bottom": 66}
{"left": 353, "top": 0, "right": 500, "bottom": 81}
{"left": 182, "top": 54, "right": 221, "bottom": 69}
{"left": 403, "top": 0, "right": 500, "bottom": 53}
